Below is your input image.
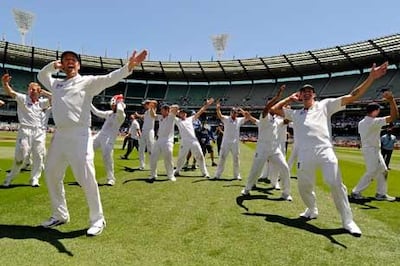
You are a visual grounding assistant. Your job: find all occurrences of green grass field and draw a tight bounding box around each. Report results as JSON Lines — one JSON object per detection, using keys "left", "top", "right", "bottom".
{"left": 0, "top": 131, "right": 399, "bottom": 265}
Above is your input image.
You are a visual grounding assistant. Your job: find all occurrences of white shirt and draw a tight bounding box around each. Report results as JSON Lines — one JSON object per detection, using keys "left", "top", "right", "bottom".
{"left": 142, "top": 109, "right": 155, "bottom": 133}
{"left": 128, "top": 119, "right": 141, "bottom": 140}
{"left": 15, "top": 92, "right": 50, "bottom": 128}
{"left": 256, "top": 113, "right": 278, "bottom": 144}
{"left": 358, "top": 116, "right": 387, "bottom": 148}
{"left": 221, "top": 116, "right": 246, "bottom": 144}
{"left": 91, "top": 102, "right": 126, "bottom": 137}
{"left": 284, "top": 97, "right": 344, "bottom": 150}
{"left": 275, "top": 116, "right": 288, "bottom": 143}
{"left": 156, "top": 113, "right": 175, "bottom": 141}
{"left": 175, "top": 116, "right": 197, "bottom": 142}
{"left": 37, "top": 62, "right": 131, "bottom": 129}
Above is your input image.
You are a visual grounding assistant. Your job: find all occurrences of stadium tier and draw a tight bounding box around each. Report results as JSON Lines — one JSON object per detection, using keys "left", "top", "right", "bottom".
{"left": 1, "top": 34, "right": 400, "bottom": 122}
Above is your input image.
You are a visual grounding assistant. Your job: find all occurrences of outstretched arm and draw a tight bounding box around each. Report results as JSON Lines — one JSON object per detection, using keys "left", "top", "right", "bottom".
{"left": 1, "top": 74, "right": 17, "bottom": 98}
{"left": 128, "top": 50, "right": 148, "bottom": 72}
{"left": 341, "top": 62, "right": 388, "bottom": 106}
{"left": 262, "top": 84, "right": 285, "bottom": 118}
{"left": 193, "top": 98, "right": 214, "bottom": 120}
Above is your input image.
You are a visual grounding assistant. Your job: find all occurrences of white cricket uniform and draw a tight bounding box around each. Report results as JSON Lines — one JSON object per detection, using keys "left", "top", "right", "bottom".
{"left": 214, "top": 116, "right": 245, "bottom": 179}
{"left": 38, "top": 61, "right": 132, "bottom": 227}
{"left": 244, "top": 113, "right": 291, "bottom": 195}
{"left": 352, "top": 116, "right": 388, "bottom": 195}
{"left": 264, "top": 115, "right": 290, "bottom": 187}
{"left": 174, "top": 116, "right": 209, "bottom": 176}
{"left": 91, "top": 102, "right": 126, "bottom": 183}
{"left": 139, "top": 110, "right": 155, "bottom": 169}
{"left": 149, "top": 113, "right": 176, "bottom": 179}
{"left": 5, "top": 92, "right": 49, "bottom": 186}
{"left": 284, "top": 97, "right": 354, "bottom": 226}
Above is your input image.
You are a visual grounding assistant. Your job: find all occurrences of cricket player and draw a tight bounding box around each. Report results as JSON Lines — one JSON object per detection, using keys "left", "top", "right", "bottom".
{"left": 1, "top": 73, "right": 51, "bottom": 187}
{"left": 351, "top": 90, "right": 398, "bottom": 201}
{"left": 91, "top": 94, "right": 126, "bottom": 186}
{"left": 213, "top": 101, "right": 248, "bottom": 180}
{"left": 271, "top": 62, "right": 389, "bottom": 237}
{"left": 37, "top": 49, "right": 147, "bottom": 236}
{"left": 148, "top": 104, "right": 178, "bottom": 182}
{"left": 135, "top": 99, "right": 157, "bottom": 170}
{"left": 241, "top": 85, "right": 292, "bottom": 201}
{"left": 174, "top": 98, "right": 214, "bottom": 178}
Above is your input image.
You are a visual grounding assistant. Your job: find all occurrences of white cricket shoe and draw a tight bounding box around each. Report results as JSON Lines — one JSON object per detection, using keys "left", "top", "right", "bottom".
{"left": 41, "top": 217, "right": 68, "bottom": 228}
{"left": 299, "top": 208, "right": 318, "bottom": 219}
{"left": 343, "top": 221, "right": 362, "bottom": 237}
{"left": 87, "top": 221, "right": 106, "bottom": 236}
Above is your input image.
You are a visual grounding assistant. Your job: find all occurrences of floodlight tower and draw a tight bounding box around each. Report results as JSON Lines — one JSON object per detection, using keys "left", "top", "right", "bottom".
{"left": 12, "top": 8, "right": 35, "bottom": 45}
{"left": 211, "top": 33, "right": 229, "bottom": 60}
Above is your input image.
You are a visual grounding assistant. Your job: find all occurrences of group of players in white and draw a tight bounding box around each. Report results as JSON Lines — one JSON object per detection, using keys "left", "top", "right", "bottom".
{"left": 0, "top": 50, "right": 397, "bottom": 237}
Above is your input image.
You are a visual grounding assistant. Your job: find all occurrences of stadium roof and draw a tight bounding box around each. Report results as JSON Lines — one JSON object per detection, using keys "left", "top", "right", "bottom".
{"left": 1, "top": 34, "right": 400, "bottom": 82}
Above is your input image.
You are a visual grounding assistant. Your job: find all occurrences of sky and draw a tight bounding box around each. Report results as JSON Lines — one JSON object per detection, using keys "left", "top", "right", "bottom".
{"left": 1, "top": 0, "right": 400, "bottom": 62}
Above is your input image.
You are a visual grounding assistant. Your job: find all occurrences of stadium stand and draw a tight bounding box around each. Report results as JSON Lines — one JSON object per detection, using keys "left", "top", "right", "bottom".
{"left": 1, "top": 34, "right": 400, "bottom": 139}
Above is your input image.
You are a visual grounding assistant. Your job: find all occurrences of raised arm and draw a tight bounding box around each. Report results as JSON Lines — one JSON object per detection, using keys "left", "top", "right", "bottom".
{"left": 170, "top": 104, "right": 179, "bottom": 116}
{"left": 1, "top": 74, "right": 17, "bottom": 98}
{"left": 0, "top": 99, "right": 4, "bottom": 107}
{"left": 215, "top": 99, "right": 223, "bottom": 120}
{"left": 90, "top": 104, "right": 109, "bottom": 119}
{"left": 239, "top": 108, "right": 257, "bottom": 124}
{"left": 382, "top": 91, "right": 399, "bottom": 123}
{"left": 270, "top": 92, "right": 300, "bottom": 117}
{"left": 341, "top": 62, "right": 388, "bottom": 106}
{"left": 193, "top": 98, "right": 214, "bottom": 120}
{"left": 262, "top": 85, "right": 285, "bottom": 118}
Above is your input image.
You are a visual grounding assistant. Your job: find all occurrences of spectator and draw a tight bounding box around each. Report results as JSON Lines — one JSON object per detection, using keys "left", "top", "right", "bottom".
{"left": 381, "top": 126, "right": 397, "bottom": 169}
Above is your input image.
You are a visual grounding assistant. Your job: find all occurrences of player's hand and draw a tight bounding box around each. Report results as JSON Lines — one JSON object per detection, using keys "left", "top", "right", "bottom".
{"left": 54, "top": 60, "right": 63, "bottom": 70}
{"left": 128, "top": 50, "right": 148, "bottom": 71}
{"left": 369, "top": 61, "right": 388, "bottom": 80}
{"left": 1, "top": 73, "right": 11, "bottom": 84}
{"left": 382, "top": 90, "right": 394, "bottom": 101}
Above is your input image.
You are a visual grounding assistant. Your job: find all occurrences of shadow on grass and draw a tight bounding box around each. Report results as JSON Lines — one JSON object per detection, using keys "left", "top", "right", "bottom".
{"left": 348, "top": 196, "right": 379, "bottom": 210}
{"left": 242, "top": 213, "right": 348, "bottom": 248}
{"left": 235, "top": 193, "right": 284, "bottom": 211}
{"left": 0, "top": 224, "right": 86, "bottom": 256}
{"left": 0, "top": 184, "right": 32, "bottom": 189}
{"left": 123, "top": 177, "right": 170, "bottom": 184}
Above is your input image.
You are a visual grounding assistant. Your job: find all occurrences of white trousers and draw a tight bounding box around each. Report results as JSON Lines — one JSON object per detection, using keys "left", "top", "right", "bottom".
{"left": 139, "top": 130, "right": 155, "bottom": 169}
{"left": 175, "top": 139, "right": 209, "bottom": 176}
{"left": 45, "top": 127, "right": 104, "bottom": 226}
{"left": 93, "top": 133, "right": 116, "bottom": 182}
{"left": 352, "top": 147, "right": 388, "bottom": 195}
{"left": 214, "top": 142, "right": 240, "bottom": 179}
{"left": 150, "top": 138, "right": 174, "bottom": 178}
{"left": 6, "top": 126, "right": 46, "bottom": 185}
{"left": 297, "top": 147, "right": 353, "bottom": 225}
{"left": 245, "top": 143, "right": 291, "bottom": 195}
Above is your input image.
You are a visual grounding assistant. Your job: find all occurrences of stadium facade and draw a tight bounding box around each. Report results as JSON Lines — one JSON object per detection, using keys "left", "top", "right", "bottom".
{"left": 0, "top": 34, "right": 399, "bottom": 136}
